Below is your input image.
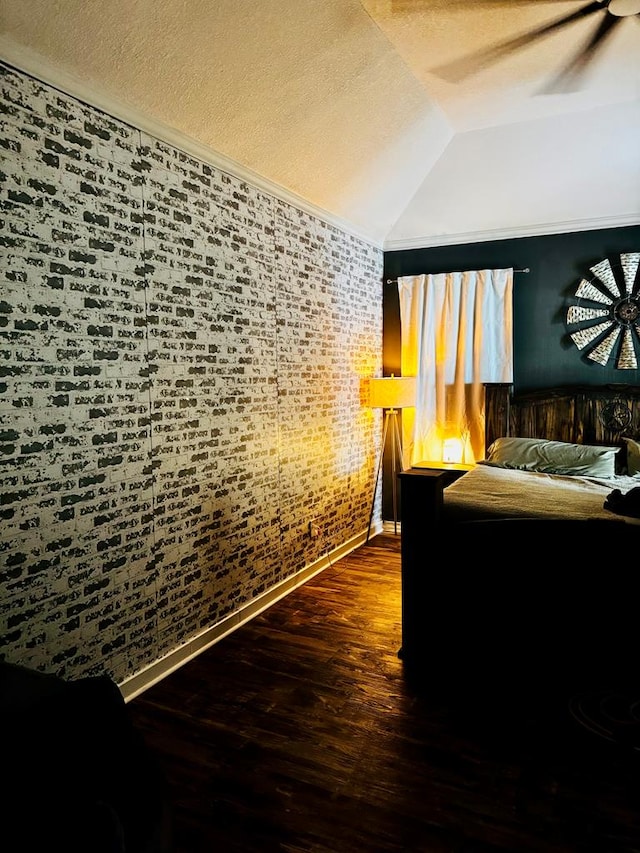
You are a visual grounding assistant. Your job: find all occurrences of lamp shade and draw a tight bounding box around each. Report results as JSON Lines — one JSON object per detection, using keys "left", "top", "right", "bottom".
{"left": 369, "top": 376, "right": 416, "bottom": 409}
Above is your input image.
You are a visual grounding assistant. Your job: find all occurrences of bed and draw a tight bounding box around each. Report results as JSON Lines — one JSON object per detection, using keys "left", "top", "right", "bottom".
{"left": 397, "top": 383, "right": 640, "bottom": 693}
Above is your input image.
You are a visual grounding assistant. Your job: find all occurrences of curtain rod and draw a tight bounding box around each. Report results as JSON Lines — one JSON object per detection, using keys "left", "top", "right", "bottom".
{"left": 385, "top": 268, "right": 530, "bottom": 284}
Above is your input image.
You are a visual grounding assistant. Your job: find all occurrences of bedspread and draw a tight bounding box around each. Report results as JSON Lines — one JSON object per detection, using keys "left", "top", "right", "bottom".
{"left": 442, "top": 463, "right": 640, "bottom": 523}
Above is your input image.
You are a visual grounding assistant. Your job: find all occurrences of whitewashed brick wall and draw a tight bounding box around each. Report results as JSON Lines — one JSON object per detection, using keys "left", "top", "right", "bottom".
{"left": 0, "top": 63, "right": 383, "bottom": 684}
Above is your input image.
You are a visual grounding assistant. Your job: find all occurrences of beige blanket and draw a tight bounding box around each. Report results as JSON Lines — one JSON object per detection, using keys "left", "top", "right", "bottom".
{"left": 443, "top": 463, "right": 639, "bottom": 523}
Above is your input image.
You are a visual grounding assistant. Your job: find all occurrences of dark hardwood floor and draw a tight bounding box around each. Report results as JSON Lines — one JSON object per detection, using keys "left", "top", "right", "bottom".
{"left": 128, "top": 534, "right": 640, "bottom": 853}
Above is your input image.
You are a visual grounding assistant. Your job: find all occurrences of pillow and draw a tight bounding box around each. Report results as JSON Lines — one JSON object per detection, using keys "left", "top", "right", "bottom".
{"left": 482, "top": 436, "right": 619, "bottom": 478}
{"left": 623, "top": 437, "right": 640, "bottom": 477}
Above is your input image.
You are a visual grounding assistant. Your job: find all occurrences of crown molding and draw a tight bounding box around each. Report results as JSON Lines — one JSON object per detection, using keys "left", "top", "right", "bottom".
{"left": 0, "top": 42, "right": 383, "bottom": 250}
{"left": 383, "top": 214, "right": 640, "bottom": 251}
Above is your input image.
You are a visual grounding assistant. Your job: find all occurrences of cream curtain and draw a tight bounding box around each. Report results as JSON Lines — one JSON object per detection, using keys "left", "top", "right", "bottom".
{"left": 398, "top": 269, "right": 514, "bottom": 467}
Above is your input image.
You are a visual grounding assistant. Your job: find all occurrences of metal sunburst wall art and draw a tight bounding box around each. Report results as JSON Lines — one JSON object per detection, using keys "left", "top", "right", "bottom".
{"left": 565, "top": 252, "right": 640, "bottom": 369}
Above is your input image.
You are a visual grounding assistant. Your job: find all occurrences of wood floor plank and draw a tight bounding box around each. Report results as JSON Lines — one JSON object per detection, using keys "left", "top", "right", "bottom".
{"left": 129, "top": 534, "right": 640, "bottom": 853}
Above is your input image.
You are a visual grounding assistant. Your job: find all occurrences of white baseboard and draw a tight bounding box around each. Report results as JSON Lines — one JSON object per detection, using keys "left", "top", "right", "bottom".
{"left": 119, "top": 525, "right": 378, "bottom": 702}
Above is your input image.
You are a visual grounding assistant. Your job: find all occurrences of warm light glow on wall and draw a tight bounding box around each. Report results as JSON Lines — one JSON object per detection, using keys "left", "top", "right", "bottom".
{"left": 368, "top": 376, "right": 416, "bottom": 410}
{"left": 442, "top": 437, "right": 464, "bottom": 464}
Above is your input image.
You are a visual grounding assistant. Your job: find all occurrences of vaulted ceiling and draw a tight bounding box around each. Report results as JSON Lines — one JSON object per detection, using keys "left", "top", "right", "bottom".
{"left": 1, "top": 0, "right": 639, "bottom": 247}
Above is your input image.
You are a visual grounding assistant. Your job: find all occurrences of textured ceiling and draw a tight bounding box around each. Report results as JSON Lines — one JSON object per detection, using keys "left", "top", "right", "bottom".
{"left": 1, "top": 0, "right": 639, "bottom": 247}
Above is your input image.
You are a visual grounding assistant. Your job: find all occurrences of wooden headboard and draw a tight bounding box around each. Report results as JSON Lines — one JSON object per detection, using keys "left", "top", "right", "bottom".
{"left": 484, "top": 383, "right": 640, "bottom": 453}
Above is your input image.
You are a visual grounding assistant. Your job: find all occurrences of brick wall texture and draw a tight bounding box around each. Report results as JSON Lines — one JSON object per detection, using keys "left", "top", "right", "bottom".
{"left": 0, "top": 63, "right": 383, "bottom": 685}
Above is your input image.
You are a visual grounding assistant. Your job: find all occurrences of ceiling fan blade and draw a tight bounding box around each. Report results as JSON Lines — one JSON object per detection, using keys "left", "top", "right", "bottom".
{"left": 390, "top": 0, "right": 604, "bottom": 16}
{"left": 541, "top": 12, "right": 621, "bottom": 91}
{"left": 429, "top": 1, "right": 607, "bottom": 82}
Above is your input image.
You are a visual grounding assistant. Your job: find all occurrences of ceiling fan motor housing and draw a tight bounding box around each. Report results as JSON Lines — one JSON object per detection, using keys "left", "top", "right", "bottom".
{"left": 607, "top": 0, "right": 640, "bottom": 17}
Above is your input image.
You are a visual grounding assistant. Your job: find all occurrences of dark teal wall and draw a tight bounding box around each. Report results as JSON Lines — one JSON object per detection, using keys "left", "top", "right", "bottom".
{"left": 384, "top": 225, "right": 640, "bottom": 392}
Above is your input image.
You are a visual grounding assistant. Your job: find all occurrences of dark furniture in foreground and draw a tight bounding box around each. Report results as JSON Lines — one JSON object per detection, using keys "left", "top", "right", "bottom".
{"left": 1, "top": 662, "right": 172, "bottom": 853}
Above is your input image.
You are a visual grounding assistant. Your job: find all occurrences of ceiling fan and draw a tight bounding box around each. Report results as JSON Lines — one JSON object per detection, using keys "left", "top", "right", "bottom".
{"left": 429, "top": 0, "right": 640, "bottom": 92}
